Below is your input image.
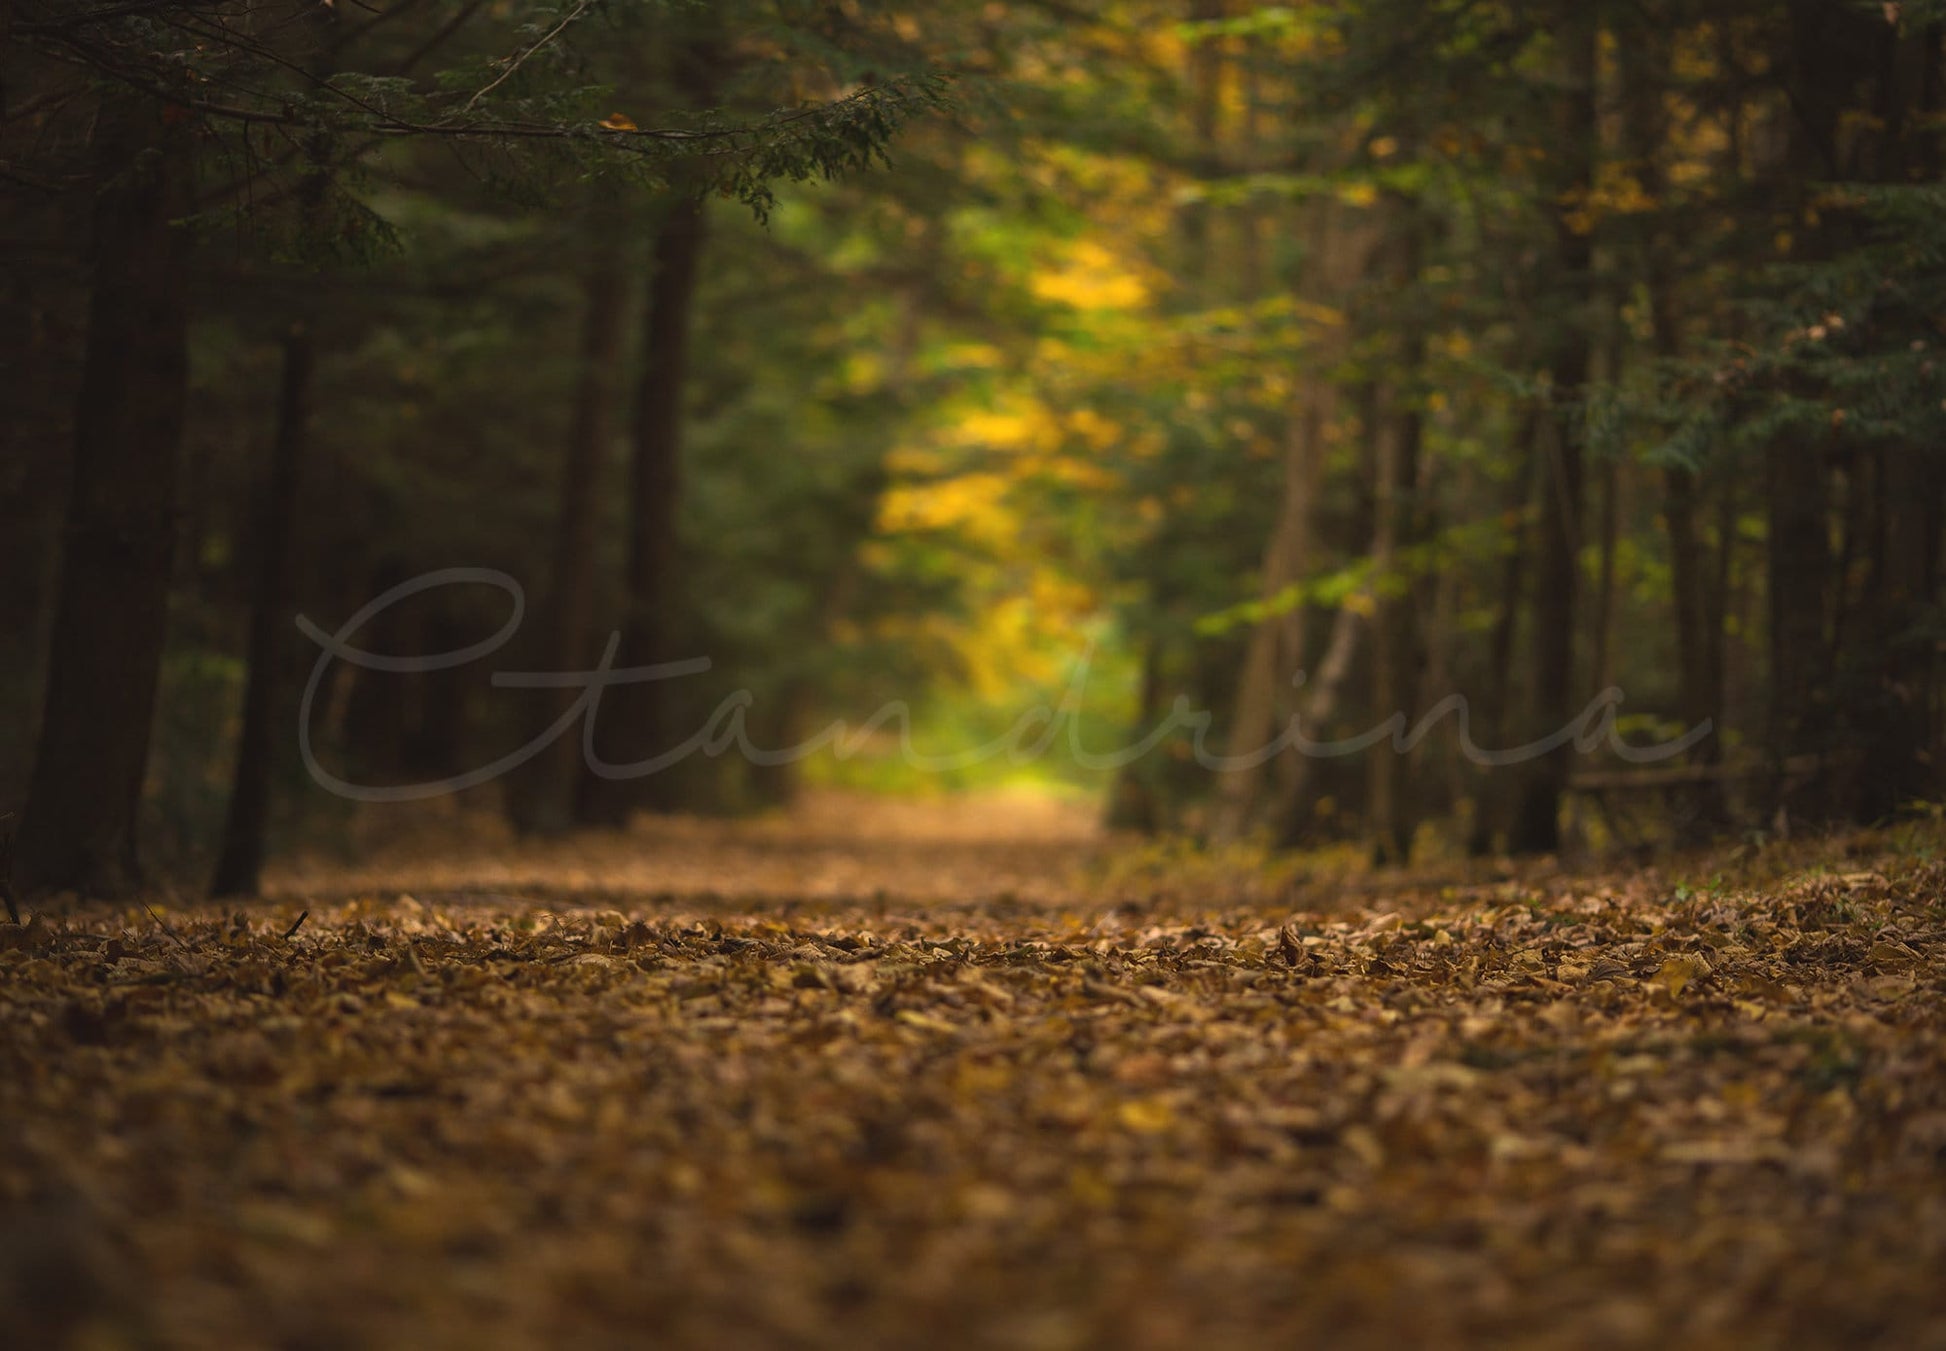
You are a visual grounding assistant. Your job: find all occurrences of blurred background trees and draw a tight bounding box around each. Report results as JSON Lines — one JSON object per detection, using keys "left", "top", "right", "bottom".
{"left": 3, "top": 0, "right": 1942, "bottom": 898}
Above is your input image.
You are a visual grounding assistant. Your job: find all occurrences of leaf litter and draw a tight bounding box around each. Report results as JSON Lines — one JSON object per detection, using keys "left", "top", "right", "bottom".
{"left": 3, "top": 804, "right": 1945, "bottom": 1349}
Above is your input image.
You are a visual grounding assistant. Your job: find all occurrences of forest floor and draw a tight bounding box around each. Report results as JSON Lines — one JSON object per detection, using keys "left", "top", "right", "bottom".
{"left": 3, "top": 791, "right": 1945, "bottom": 1350}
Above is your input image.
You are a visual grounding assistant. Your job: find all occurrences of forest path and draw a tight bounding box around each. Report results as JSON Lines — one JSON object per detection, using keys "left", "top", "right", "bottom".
{"left": 267, "top": 788, "right": 1122, "bottom": 912}
{"left": 5, "top": 815, "right": 1944, "bottom": 1348}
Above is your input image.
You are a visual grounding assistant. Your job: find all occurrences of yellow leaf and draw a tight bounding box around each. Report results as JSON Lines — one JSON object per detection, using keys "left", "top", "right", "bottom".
{"left": 1069, "top": 1168, "right": 1116, "bottom": 1207}
{"left": 895, "top": 1009, "right": 956, "bottom": 1034}
{"left": 600, "top": 112, "right": 638, "bottom": 131}
{"left": 1117, "top": 1098, "right": 1175, "bottom": 1133}
{"left": 1651, "top": 953, "right": 1710, "bottom": 998}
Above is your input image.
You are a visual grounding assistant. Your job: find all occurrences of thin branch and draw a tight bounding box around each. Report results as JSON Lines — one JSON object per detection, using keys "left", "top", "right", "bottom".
{"left": 142, "top": 900, "right": 195, "bottom": 954}
{"left": 43, "top": 34, "right": 935, "bottom": 155}
{"left": 461, "top": 0, "right": 590, "bottom": 113}
{"left": 1, "top": 79, "right": 91, "bottom": 127}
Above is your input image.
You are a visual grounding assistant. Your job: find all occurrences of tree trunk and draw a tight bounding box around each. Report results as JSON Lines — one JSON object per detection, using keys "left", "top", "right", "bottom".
{"left": 14, "top": 92, "right": 190, "bottom": 897}
{"left": 1621, "top": 18, "right": 1730, "bottom": 840}
{"left": 1276, "top": 604, "right": 1364, "bottom": 848}
{"left": 1663, "top": 461, "right": 1732, "bottom": 832}
{"left": 1366, "top": 408, "right": 1425, "bottom": 864}
{"left": 508, "top": 219, "right": 629, "bottom": 835}
{"left": 1507, "top": 7, "right": 1598, "bottom": 856}
{"left": 1366, "top": 220, "right": 1426, "bottom": 866}
{"left": 1106, "top": 639, "right": 1166, "bottom": 833}
{"left": 210, "top": 322, "right": 314, "bottom": 896}
{"left": 1211, "top": 191, "right": 1377, "bottom": 841}
{"left": 209, "top": 0, "right": 343, "bottom": 896}
{"left": 1177, "top": 0, "right": 1226, "bottom": 273}
{"left": 1765, "top": 441, "right": 1831, "bottom": 820}
{"left": 1210, "top": 383, "right": 1330, "bottom": 841}
{"left": 579, "top": 194, "right": 709, "bottom": 825}
{"left": 1588, "top": 460, "right": 1620, "bottom": 691}
{"left": 1854, "top": 450, "right": 1941, "bottom": 820}
{"left": 1466, "top": 415, "right": 1538, "bottom": 856}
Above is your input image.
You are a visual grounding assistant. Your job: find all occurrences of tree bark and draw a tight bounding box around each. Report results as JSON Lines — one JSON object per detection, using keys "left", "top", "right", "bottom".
{"left": 508, "top": 217, "right": 629, "bottom": 835}
{"left": 1276, "top": 604, "right": 1364, "bottom": 848}
{"left": 14, "top": 91, "right": 189, "bottom": 897}
{"left": 1366, "top": 219, "right": 1426, "bottom": 866}
{"left": 579, "top": 194, "right": 709, "bottom": 825}
{"left": 1621, "top": 18, "right": 1730, "bottom": 839}
{"left": 1662, "top": 461, "right": 1732, "bottom": 831}
{"left": 1177, "top": 0, "right": 1226, "bottom": 275}
{"left": 1765, "top": 441, "right": 1831, "bottom": 819}
{"left": 1210, "top": 383, "right": 1330, "bottom": 841}
{"left": 1211, "top": 194, "right": 1377, "bottom": 841}
{"left": 209, "top": 0, "right": 343, "bottom": 896}
{"left": 1105, "top": 639, "right": 1166, "bottom": 833}
{"left": 1466, "top": 415, "right": 1538, "bottom": 856}
{"left": 1507, "top": 6, "right": 1598, "bottom": 855}
{"left": 210, "top": 322, "right": 314, "bottom": 896}
{"left": 1854, "top": 450, "right": 1941, "bottom": 820}
{"left": 1366, "top": 387, "right": 1423, "bottom": 865}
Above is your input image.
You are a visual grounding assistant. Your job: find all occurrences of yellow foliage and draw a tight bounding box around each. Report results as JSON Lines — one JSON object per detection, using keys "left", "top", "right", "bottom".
{"left": 1036, "top": 454, "right": 1120, "bottom": 493}
{"left": 878, "top": 472, "right": 1013, "bottom": 545}
{"left": 939, "top": 341, "right": 1006, "bottom": 370}
{"left": 841, "top": 351, "right": 884, "bottom": 393}
{"left": 1030, "top": 239, "right": 1151, "bottom": 311}
{"left": 956, "top": 409, "right": 1040, "bottom": 450}
{"left": 1066, "top": 407, "right": 1122, "bottom": 451}
{"left": 1560, "top": 164, "right": 1659, "bottom": 235}
{"left": 885, "top": 445, "right": 946, "bottom": 477}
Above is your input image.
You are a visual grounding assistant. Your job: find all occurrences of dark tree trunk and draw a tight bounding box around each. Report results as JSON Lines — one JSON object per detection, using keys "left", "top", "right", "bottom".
{"left": 1177, "top": 0, "right": 1226, "bottom": 272}
{"left": 210, "top": 323, "right": 314, "bottom": 897}
{"left": 1367, "top": 319, "right": 1425, "bottom": 864}
{"left": 14, "top": 92, "right": 189, "bottom": 898}
{"left": 209, "top": 0, "right": 341, "bottom": 896}
{"left": 1507, "top": 7, "right": 1597, "bottom": 856}
{"left": 1652, "top": 328, "right": 1732, "bottom": 837}
{"left": 1620, "top": 18, "right": 1731, "bottom": 840}
{"left": 1213, "top": 193, "right": 1376, "bottom": 842}
{"left": 1276, "top": 605, "right": 1364, "bottom": 848}
{"left": 1663, "top": 462, "right": 1733, "bottom": 833}
{"left": 1756, "top": 1, "right": 1865, "bottom": 825}
{"left": 1466, "top": 414, "right": 1537, "bottom": 857}
{"left": 1507, "top": 416, "right": 1589, "bottom": 855}
{"left": 1106, "top": 639, "right": 1166, "bottom": 834}
{"left": 508, "top": 222, "right": 629, "bottom": 835}
{"left": 1212, "top": 383, "right": 1329, "bottom": 842}
{"left": 1765, "top": 442, "right": 1831, "bottom": 818}
{"left": 1854, "top": 451, "right": 1942, "bottom": 820}
{"left": 1846, "top": 18, "right": 1942, "bottom": 820}
{"left": 340, "top": 557, "right": 412, "bottom": 780}
{"left": 579, "top": 194, "right": 709, "bottom": 825}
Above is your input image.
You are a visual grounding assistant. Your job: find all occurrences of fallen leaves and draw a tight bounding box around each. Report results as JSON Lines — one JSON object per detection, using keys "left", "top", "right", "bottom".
{"left": 1, "top": 830, "right": 1944, "bottom": 1348}
{"left": 1650, "top": 951, "right": 1712, "bottom": 999}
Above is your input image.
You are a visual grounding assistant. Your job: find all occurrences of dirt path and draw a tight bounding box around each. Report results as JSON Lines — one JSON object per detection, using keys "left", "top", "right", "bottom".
{"left": 267, "top": 789, "right": 1119, "bottom": 911}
